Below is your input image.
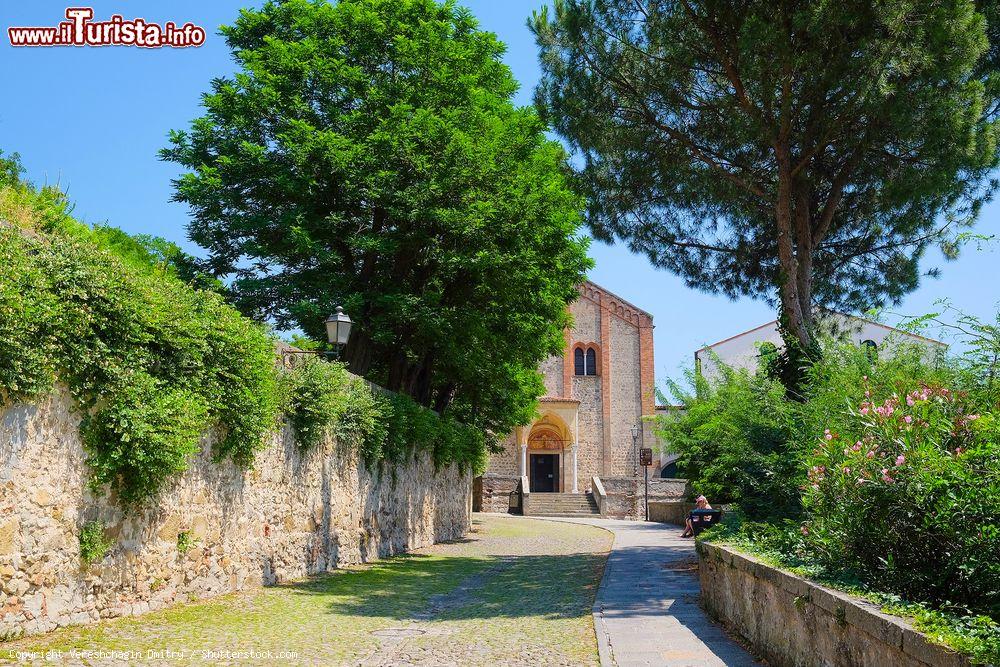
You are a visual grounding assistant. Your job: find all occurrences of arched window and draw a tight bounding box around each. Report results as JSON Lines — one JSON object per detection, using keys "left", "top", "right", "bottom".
{"left": 861, "top": 339, "right": 878, "bottom": 361}
{"left": 573, "top": 345, "right": 600, "bottom": 375}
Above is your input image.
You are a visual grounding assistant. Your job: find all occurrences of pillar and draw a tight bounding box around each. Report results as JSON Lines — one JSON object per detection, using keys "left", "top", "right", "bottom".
{"left": 571, "top": 443, "right": 579, "bottom": 494}
{"left": 520, "top": 443, "right": 528, "bottom": 477}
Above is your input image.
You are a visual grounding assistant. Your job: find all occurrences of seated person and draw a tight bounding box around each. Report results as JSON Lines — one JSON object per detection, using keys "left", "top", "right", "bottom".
{"left": 680, "top": 495, "right": 712, "bottom": 538}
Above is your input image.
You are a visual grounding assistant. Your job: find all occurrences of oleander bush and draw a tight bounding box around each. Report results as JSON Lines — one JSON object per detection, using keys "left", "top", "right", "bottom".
{"left": 802, "top": 348, "right": 1000, "bottom": 615}
{"left": 662, "top": 335, "right": 1000, "bottom": 661}
{"left": 0, "top": 154, "right": 487, "bottom": 507}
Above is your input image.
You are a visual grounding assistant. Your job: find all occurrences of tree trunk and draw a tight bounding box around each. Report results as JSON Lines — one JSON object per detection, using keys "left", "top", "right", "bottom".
{"left": 343, "top": 327, "right": 373, "bottom": 376}
{"left": 774, "top": 151, "right": 813, "bottom": 352}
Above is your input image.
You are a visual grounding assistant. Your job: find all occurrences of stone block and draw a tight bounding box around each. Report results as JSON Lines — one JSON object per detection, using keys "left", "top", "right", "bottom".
{"left": 156, "top": 514, "right": 182, "bottom": 542}
{"left": 0, "top": 518, "right": 20, "bottom": 555}
{"left": 189, "top": 516, "right": 209, "bottom": 541}
{"left": 901, "top": 626, "right": 969, "bottom": 667}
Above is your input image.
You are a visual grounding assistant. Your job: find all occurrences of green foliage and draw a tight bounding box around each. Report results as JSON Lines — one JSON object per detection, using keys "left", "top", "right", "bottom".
{"left": 898, "top": 300, "right": 1000, "bottom": 404}
{"left": 1, "top": 163, "right": 486, "bottom": 506}
{"left": 802, "top": 346, "right": 1000, "bottom": 616}
{"left": 163, "top": 0, "right": 591, "bottom": 444}
{"left": 83, "top": 376, "right": 208, "bottom": 505}
{"left": 655, "top": 362, "right": 801, "bottom": 519}
{"left": 686, "top": 336, "right": 1000, "bottom": 661}
{"left": 78, "top": 521, "right": 113, "bottom": 564}
{"left": 284, "top": 359, "right": 351, "bottom": 451}
{"left": 177, "top": 531, "right": 196, "bottom": 555}
{"left": 284, "top": 358, "right": 487, "bottom": 473}
{"left": 0, "top": 217, "right": 285, "bottom": 504}
{"left": 532, "top": 0, "right": 1000, "bottom": 353}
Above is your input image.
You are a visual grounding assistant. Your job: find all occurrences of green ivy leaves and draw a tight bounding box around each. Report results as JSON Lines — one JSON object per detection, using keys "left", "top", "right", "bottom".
{"left": 0, "top": 179, "right": 486, "bottom": 506}
{"left": 285, "top": 358, "right": 486, "bottom": 474}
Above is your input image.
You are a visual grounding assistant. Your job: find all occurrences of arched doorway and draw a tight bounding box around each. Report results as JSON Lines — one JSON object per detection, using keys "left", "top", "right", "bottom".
{"left": 526, "top": 413, "right": 572, "bottom": 493}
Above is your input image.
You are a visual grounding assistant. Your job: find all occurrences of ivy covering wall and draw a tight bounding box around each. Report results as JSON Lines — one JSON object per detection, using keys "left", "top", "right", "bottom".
{"left": 0, "top": 157, "right": 485, "bottom": 506}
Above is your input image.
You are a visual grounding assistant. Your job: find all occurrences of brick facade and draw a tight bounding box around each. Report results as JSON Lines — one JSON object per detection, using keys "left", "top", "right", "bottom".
{"left": 481, "top": 281, "right": 656, "bottom": 509}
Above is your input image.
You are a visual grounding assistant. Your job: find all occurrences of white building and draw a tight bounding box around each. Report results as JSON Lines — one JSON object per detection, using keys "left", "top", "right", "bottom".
{"left": 695, "top": 311, "right": 947, "bottom": 380}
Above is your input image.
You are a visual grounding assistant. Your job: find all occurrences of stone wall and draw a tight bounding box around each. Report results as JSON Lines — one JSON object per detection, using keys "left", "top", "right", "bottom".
{"left": 476, "top": 474, "right": 519, "bottom": 514}
{"left": 648, "top": 500, "right": 694, "bottom": 525}
{"left": 596, "top": 476, "right": 689, "bottom": 520}
{"left": 0, "top": 387, "right": 472, "bottom": 639}
{"left": 647, "top": 478, "right": 690, "bottom": 499}
{"left": 698, "top": 542, "right": 970, "bottom": 667}
{"left": 597, "top": 477, "right": 639, "bottom": 519}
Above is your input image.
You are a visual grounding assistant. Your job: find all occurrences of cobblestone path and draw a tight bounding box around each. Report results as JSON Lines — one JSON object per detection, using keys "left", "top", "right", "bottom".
{"left": 3, "top": 515, "right": 611, "bottom": 666}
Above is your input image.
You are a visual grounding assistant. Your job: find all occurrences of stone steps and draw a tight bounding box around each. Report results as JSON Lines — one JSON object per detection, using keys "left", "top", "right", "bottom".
{"left": 525, "top": 492, "right": 600, "bottom": 517}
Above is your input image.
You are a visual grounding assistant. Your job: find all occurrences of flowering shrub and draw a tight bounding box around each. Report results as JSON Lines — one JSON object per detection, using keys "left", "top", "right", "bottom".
{"left": 803, "top": 374, "right": 1000, "bottom": 614}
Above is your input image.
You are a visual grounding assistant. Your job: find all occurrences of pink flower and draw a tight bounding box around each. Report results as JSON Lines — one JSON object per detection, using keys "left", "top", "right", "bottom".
{"left": 881, "top": 469, "right": 894, "bottom": 484}
{"left": 904, "top": 416, "right": 913, "bottom": 424}
{"left": 801, "top": 524, "right": 810, "bottom": 535}
{"left": 843, "top": 467, "right": 851, "bottom": 474}
{"left": 955, "top": 447, "right": 964, "bottom": 456}
{"left": 895, "top": 454, "right": 905, "bottom": 466}
{"left": 866, "top": 450, "right": 875, "bottom": 459}
{"left": 852, "top": 442, "right": 862, "bottom": 452}
{"left": 825, "top": 433, "right": 833, "bottom": 440}
{"left": 859, "top": 407, "right": 870, "bottom": 416}
{"left": 968, "top": 414, "right": 980, "bottom": 421}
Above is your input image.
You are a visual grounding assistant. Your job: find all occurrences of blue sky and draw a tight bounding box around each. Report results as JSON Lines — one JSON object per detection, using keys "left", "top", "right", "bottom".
{"left": 2, "top": 1, "right": 997, "bottom": 390}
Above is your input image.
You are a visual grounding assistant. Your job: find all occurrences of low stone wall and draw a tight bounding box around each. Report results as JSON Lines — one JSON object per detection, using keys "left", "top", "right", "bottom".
{"left": 647, "top": 477, "right": 690, "bottom": 499}
{"left": 648, "top": 500, "right": 694, "bottom": 525}
{"left": 0, "top": 388, "right": 472, "bottom": 639}
{"left": 597, "top": 476, "right": 688, "bottom": 519}
{"left": 598, "top": 477, "right": 638, "bottom": 518}
{"left": 698, "top": 542, "right": 970, "bottom": 667}
{"left": 476, "top": 474, "right": 519, "bottom": 514}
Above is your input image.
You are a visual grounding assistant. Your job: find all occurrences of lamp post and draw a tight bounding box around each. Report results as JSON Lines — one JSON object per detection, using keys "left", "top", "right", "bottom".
{"left": 324, "top": 306, "right": 353, "bottom": 360}
{"left": 630, "top": 422, "right": 640, "bottom": 479}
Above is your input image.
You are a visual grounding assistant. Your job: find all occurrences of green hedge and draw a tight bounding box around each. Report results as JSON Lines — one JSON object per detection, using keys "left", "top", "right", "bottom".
{"left": 284, "top": 357, "right": 486, "bottom": 472}
{"left": 0, "top": 165, "right": 485, "bottom": 506}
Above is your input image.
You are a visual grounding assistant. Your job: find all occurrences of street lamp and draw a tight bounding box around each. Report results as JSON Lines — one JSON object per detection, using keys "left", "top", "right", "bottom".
{"left": 325, "top": 306, "right": 353, "bottom": 360}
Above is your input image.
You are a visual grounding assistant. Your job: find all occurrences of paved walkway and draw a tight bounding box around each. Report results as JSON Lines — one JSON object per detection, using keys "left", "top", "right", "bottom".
{"left": 544, "top": 517, "right": 759, "bottom": 667}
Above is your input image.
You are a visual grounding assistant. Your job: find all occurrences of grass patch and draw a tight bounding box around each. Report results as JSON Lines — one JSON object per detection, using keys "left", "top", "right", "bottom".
{"left": 5, "top": 516, "right": 610, "bottom": 665}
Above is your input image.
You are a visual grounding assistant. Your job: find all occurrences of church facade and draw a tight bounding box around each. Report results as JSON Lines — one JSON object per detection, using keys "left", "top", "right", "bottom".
{"left": 477, "top": 281, "right": 658, "bottom": 511}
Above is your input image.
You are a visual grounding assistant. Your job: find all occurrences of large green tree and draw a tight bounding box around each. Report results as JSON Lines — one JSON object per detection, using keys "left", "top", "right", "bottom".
{"left": 163, "top": 0, "right": 591, "bottom": 438}
{"left": 533, "top": 0, "right": 1000, "bottom": 356}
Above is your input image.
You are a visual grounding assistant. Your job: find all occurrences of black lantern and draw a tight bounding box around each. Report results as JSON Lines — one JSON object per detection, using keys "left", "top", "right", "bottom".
{"left": 325, "top": 306, "right": 353, "bottom": 358}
